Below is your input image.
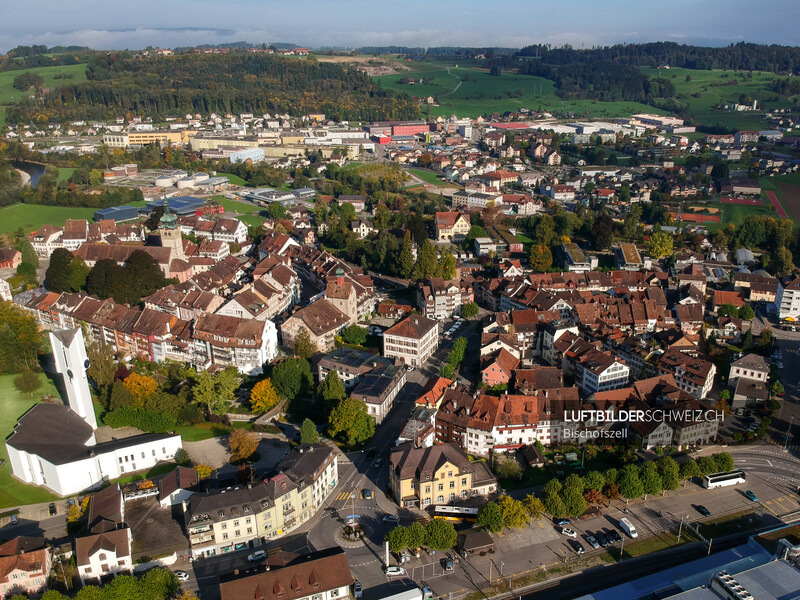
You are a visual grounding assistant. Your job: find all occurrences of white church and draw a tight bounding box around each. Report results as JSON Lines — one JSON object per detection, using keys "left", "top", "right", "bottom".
{"left": 6, "top": 328, "right": 183, "bottom": 497}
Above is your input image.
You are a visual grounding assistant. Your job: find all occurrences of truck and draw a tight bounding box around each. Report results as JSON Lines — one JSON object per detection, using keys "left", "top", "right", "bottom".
{"left": 619, "top": 517, "right": 638, "bottom": 538}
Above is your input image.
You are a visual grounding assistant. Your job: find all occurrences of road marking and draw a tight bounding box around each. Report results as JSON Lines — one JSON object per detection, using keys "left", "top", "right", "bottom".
{"left": 763, "top": 502, "right": 779, "bottom": 516}
{"left": 773, "top": 497, "right": 790, "bottom": 512}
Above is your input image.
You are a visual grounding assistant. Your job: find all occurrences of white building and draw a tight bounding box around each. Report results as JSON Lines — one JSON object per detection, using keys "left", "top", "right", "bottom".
{"left": 5, "top": 329, "right": 183, "bottom": 496}
{"left": 775, "top": 277, "right": 800, "bottom": 321}
{"left": 384, "top": 314, "right": 439, "bottom": 368}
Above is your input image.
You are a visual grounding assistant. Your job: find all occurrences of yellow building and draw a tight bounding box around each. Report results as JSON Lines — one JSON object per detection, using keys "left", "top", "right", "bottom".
{"left": 103, "top": 130, "right": 196, "bottom": 148}
{"left": 389, "top": 442, "right": 497, "bottom": 509}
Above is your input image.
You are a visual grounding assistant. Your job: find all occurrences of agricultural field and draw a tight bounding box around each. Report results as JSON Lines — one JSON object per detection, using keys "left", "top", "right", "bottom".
{"left": 374, "top": 65, "right": 664, "bottom": 119}
{"left": 762, "top": 175, "right": 800, "bottom": 224}
{"left": 0, "top": 203, "right": 100, "bottom": 234}
{"left": 639, "top": 66, "right": 795, "bottom": 129}
{"left": 0, "top": 63, "right": 88, "bottom": 127}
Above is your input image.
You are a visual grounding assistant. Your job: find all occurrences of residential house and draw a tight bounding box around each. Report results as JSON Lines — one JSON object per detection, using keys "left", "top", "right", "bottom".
{"left": 728, "top": 353, "right": 770, "bottom": 388}
{"left": 0, "top": 537, "right": 50, "bottom": 599}
{"left": 481, "top": 349, "right": 520, "bottom": 387}
{"left": 657, "top": 350, "right": 716, "bottom": 399}
{"left": 280, "top": 299, "right": 349, "bottom": 353}
{"left": 435, "top": 212, "right": 471, "bottom": 241}
{"left": 75, "top": 485, "right": 133, "bottom": 586}
{"left": 417, "top": 277, "right": 474, "bottom": 320}
{"left": 317, "top": 348, "right": 392, "bottom": 389}
{"left": 0, "top": 246, "right": 21, "bottom": 269}
{"left": 350, "top": 364, "right": 407, "bottom": 424}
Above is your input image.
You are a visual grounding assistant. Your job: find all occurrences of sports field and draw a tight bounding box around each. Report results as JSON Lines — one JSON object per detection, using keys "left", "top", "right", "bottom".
{"left": 0, "top": 203, "right": 100, "bottom": 234}
{"left": 374, "top": 66, "right": 663, "bottom": 119}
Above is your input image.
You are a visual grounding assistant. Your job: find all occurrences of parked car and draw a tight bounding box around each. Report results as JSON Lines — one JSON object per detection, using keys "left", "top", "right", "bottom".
{"left": 248, "top": 550, "right": 267, "bottom": 562}
{"left": 372, "top": 459, "right": 383, "bottom": 469}
{"left": 561, "top": 527, "right": 577, "bottom": 538}
{"left": 48, "top": 503, "right": 57, "bottom": 516}
{"left": 745, "top": 490, "right": 759, "bottom": 502}
{"left": 422, "top": 587, "right": 433, "bottom": 600}
{"left": 607, "top": 529, "right": 622, "bottom": 543}
{"left": 568, "top": 539, "right": 586, "bottom": 555}
{"left": 9, "top": 513, "right": 18, "bottom": 525}
{"left": 554, "top": 518, "right": 571, "bottom": 526}
{"left": 354, "top": 581, "right": 362, "bottom": 599}
{"left": 585, "top": 535, "right": 600, "bottom": 550}
{"left": 383, "top": 514, "right": 400, "bottom": 523}
{"left": 696, "top": 505, "right": 711, "bottom": 517}
{"left": 595, "top": 532, "right": 609, "bottom": 548}
{"left": 362, "top": 489, "right": 373, "bottom": 500}
{"left": 175, "top": 571, "right": 189, "bottom": 582}
{"left": 365, "top": 449, "right": 376, "bottom": 460}
{"left": 385, "top": 566, "right": 405, "bottom": 576}
{"left": 442, "top": 558, "right": 454, "bottom": 571}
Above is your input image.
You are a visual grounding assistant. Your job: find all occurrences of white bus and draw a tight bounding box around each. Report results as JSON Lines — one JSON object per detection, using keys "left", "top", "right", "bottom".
{"left": 432, "top": 505, "right": 479, "bottom": 522}
{"left": 702, "top": 470, "right": 746, "bottom": 489}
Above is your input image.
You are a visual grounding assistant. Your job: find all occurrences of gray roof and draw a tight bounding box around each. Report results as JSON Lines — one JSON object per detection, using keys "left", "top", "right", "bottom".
{"left": 276, "top": 444, "right": 336, "bottom": 487}
{"left": 351, "top": 364, "right": 405, "bottom": 404}
{"left": 317, "top": 348, "right": 391, "bottom": 375}
{"left": 734, "top": 378, "right": 770, "bottom": 401}
{"left": 187, "top": 483, "right": 275, "bottom": 524}
{"left": 731, "top": 353, "right": 770, "bottom": 373}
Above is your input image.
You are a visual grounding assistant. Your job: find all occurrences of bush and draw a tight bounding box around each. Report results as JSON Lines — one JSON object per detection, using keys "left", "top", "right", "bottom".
{"left": 104, "top": 407, "right": 176, "bottom": 433}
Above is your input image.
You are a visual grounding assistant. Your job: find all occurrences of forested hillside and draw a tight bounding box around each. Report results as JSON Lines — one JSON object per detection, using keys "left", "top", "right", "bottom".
{"left": 7, "top": 53, "right": 421, "bottom": 124}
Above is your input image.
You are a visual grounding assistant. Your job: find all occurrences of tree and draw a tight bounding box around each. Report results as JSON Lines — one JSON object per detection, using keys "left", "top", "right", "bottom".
{"left": 294, "top": 328, "right": 317, "bottom": 359}
{"left": 271, "top": 358, "right": 313, "bottom": 401}
{"left": 739, "top": 304, "right": 755, "bottom": 321}
{"left": 0, "top": 302, "right": 42, "bottom": 372}
{"left": 16, "top": 236, "right": 38, "bottom": 270}
{"left": 640, "top": 466, "right": 663, "bottom": 496}
{"left": 268, "top": 202, "right": 287, "bottom": 220}
{"left": 85, "top": 341, "right": 116, "bottom": 389}
{"left": 477, "top": 501, "right": 505, "bottom": 533}
{"left": 646, "top": 231, "right": 674, "bottom": 259}
{"left": 67, "top": 257, "right": 89, "bottom": 292}
{"left": 318, "top": 369, "right": 347, "bottom": 410}
{"left": 542, "top": 478, "right": 563, "bottom": 497}
{"left": 192, "top": 371, "right": 224, "bottom": 415}
{"left": 413, "top": 239, "right": 438, "bottom": 280}
{"left": 229, "top": 429, "right": 258, "bottom": 462}
{"left": 13, "top": 369, "right": 41, "bottom": 397}
{"left": 327, "top": 397, "right": 375, "bottom": 445}
{"left": 406, "top": 521, "right": 427, "bottom": 548}
{"left": 461, "top": 302, "right": 479, "bottom": 319}
{"left": 45, "top": 248, "right": 73, "bottom": 292}
{"left": 679, "top": 459, "right": 701, "bottom": 480}
{"left": 617, "top": 465, "right": 644, "bottom": 499}
{"left": 497, "top": 494, "right": 530, "bottom": 529}
{"left": 12, "top": 72, "right": 44, "bottom": 91}
{"left": 712, "top": 452, "right": 735, "bottom": 472}
{"left": 195, "top": 464, "right": 213, "bottom": 479}
{"left": 771, "top": 381, "right": 785, "bottom": 396}
{"left": 438, "top": 250, "right": 456, "bottom": 280}
{"left": 495, "top": 456, "right": 523, "bottom": 480}
{"left": 123, "top": 373, "right": 159, "bottom": 406}
{"left": 399, "top": 230, "right": 414, "bottom": 278}
{"left": 656, "top": 457, "right": 680, "bottom": 491}
{"left": 300, "top": 418, "right": 320, "bottom": 444}
{"left": 584, "top": 471, "right": 605, "bottom": 492}
{"left": 771, "top": 246, "right": 795, "bottom": 277}
{"left": 250, "top": 378, "right": 281, "bottom": 413}
{"left": 528, "top": 244, "right": 553, "bottom": 272}
{"left": 697, "top": 456, "right": 717, "bottom": 476}
{"left": 603, "top": 483, "right": 620, "bottom": 500}
{"left": 386, "top": 526, "right": 409, "bottom": 553}
{"left": 522, "top": 494, "right": 545, "bottom": 521}
{"left": 543, "top": 492, "right": 567, "bottom": 518}
{"left": 374, "top": 203, "right": 391, "bottom": 231}
{"left": 603, "top": 468, "right": 618, "bottom": 485}
{"left": 563, "top": 473, "right": 586, "bottom": 493}
{"left": 341, "top": 324, "right": 368, "bottom": 346}
{"left": 465, "top": 225, "right": 488, "bottom": 243}
{"left": 424, "top": 519, "right": 457, "bottom": 550}
{"left": 562, "top": 487, "right": 588, "bottom": 517}
{"left": 717, "top": 303, "right": 739, "bottom": 318}
{"left": 592, "top": 214, "right": 614, "bottom": 250}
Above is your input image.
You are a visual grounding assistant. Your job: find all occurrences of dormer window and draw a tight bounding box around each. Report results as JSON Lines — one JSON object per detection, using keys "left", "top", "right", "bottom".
{"left": 218, "top": 510, "right": 225, "bottom": 518}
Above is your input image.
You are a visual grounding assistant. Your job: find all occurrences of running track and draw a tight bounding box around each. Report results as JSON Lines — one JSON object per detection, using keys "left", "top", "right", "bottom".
{"left": 766, "top": 190, "right": 789, "bottom": 218}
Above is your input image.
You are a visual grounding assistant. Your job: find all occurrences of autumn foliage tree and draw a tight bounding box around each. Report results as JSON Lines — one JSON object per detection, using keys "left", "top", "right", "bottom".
{"left": 250, "top": 378, "right": 281, "bottom": 413}
{"left": 195, "top": 464, "right": 213, "bottom": 479}
{"left": 228, "top": 429, "right": 258, "bottom": 462}
{"left": 123, "top": 372, "right": 159, "bottom": 406}
{"left": 528, "top": 244, "right": 553, "bottom": 272}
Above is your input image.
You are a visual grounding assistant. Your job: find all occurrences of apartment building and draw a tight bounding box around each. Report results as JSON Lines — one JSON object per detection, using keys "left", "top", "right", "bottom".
{"left": 0, "top": 538, "right": 51, "bottom": 599}
{"left": 657, "top": 350, "right": 716, "bottom": 399}
{"left": 417, "top": 277, "right": 474, "bottom": 320}
{"left": 775, "top": 276, "right": 800, "bottom": 320}
{"left": 350, "top": 364, "right": 407, "bottom": 424}
{"left": 384, "top": 314, "right": 439, "bottom": 368}
{"left": 280, "top": 299, "right": 350, "bottom": 353}
{"left": 389, "top": 442, "right": 497, "bottom": 508}
{"left": 317, "top": 348, "right": 392, "bottom": 389}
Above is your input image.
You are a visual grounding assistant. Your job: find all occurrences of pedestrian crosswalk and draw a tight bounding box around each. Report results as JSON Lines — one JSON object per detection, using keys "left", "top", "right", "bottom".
{"left": 415, "top": 516, "right": 430, "bottom": 525}
{"left": 765, "top": 435, "right": 799, "bottom": 451}
{"left": 334, "top": 492, "right": 352, "bottom": 501}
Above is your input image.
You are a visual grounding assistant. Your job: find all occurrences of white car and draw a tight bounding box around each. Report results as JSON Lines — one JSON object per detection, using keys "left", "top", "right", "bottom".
{"left": 248, "top": 550, "right": 267, "bottom": 562}
{"left": 382, "top": 514, "right": 400, "bottom": 523}
{"left": 385, "top": 566, "right": 405, "bottom": 576}
{"left": 175, "top": 571, "right": 189, "bottom": 582}
{"left": 561, "top": 527, "right": 577, "bottom": 538}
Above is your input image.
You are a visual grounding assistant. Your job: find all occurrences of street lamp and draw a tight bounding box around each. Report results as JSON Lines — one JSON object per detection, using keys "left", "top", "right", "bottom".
{"left": 350, "top": 492, "right": 356, "bottom": 523}
{"left": 500, "top": 561, "right": 504, "bottom": 576}
{"left": 784, "top": 416, "right": 795, "bottom": 452}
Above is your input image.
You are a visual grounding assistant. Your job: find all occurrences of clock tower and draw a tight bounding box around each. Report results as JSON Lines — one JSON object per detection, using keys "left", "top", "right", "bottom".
{"left": 158, "top": 199, "right": 185, "bottom": 261}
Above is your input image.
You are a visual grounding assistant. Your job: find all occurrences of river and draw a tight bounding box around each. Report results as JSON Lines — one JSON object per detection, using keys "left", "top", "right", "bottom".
{"left": 12, "top": 160, "right": 46, "bottom": 188}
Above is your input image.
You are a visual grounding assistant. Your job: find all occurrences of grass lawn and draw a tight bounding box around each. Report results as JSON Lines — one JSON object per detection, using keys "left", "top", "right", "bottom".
{"left": 699, "top": 510, "right": 759, "bottom": 538}
{"left": 0, "top": 203, "right": 99, "bottom": 234}
{"left": 56, "top": 168, "right": 75, "bottom": 184}
{"left": 209, "top": 195, "right": 264, "bottom": 215}
{"left": 112, "top": 462, "right": 178, "bottom": 486}
{"left": 0, "top": 373, "right": 62, "bottom": 508}
{"left": 215, "top": 172, "right": 248, "bottom": 186}
{"left": 0, "top": 63, "right": 88, "bottom": 128}
{"left": 611, "top": 529, "right": 698, "bottom": 559}
{"left": 639, "top": 66, "right": 796, "bottom": 129}
{"left": 374, "top": 65, "right": 665, "bottom": 119}
{"left": 405, "top": 167, "right": 448, "bottom": 187}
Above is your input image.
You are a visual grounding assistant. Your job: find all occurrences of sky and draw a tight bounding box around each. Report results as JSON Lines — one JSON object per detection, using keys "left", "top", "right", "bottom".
{"left": 3, "top": 0, "right": 800, "bottom": 53}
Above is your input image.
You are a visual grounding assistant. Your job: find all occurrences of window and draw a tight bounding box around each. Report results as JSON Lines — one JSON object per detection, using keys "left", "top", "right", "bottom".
{"left": 438, "top": 483, "right": 443, "bottom": 491}
{"left": 423, "top": 498, "right": 431, "bottom": 506}
{"left": 462, "top": 477, "right": 467, "bottom": 486}
{"left": 221, "top": 523, "right": 227, "bottom": 530}
{"left": 461, "top": 490, "right": 468, "bottom": 498}
{"left": 85, "top": 568, "right": 92, "bottom": 574}
{"left": 235, "top": 531, "right": 241, "bottom": 537}
{"left": 410, "top": 481, "right": 415, "bottom": 490}
{"left": 234, "top": 520, "right": 240, "bottom": 526}
{"left": 448, "top": 471, "right": 453, "bottom": 478}
{"left": 449, "top": 493, "right": 455, "bottom": 501}
{"left": 437, "top": 495, "right": 444, "bottom": 504}
{"left": 247, "top": 527, "right": 253, "bottom": 534}
{"left": 450, "top": 481, "right": 455, "bottom": 489}
{"left": 222, "top": 533, "right": 228, "bottom": 540}
{"left": 99, "top": 554, "right": 107, "bottom": 561}
{"left": 425, "top": 485, "right": 431, "bottom": 494}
